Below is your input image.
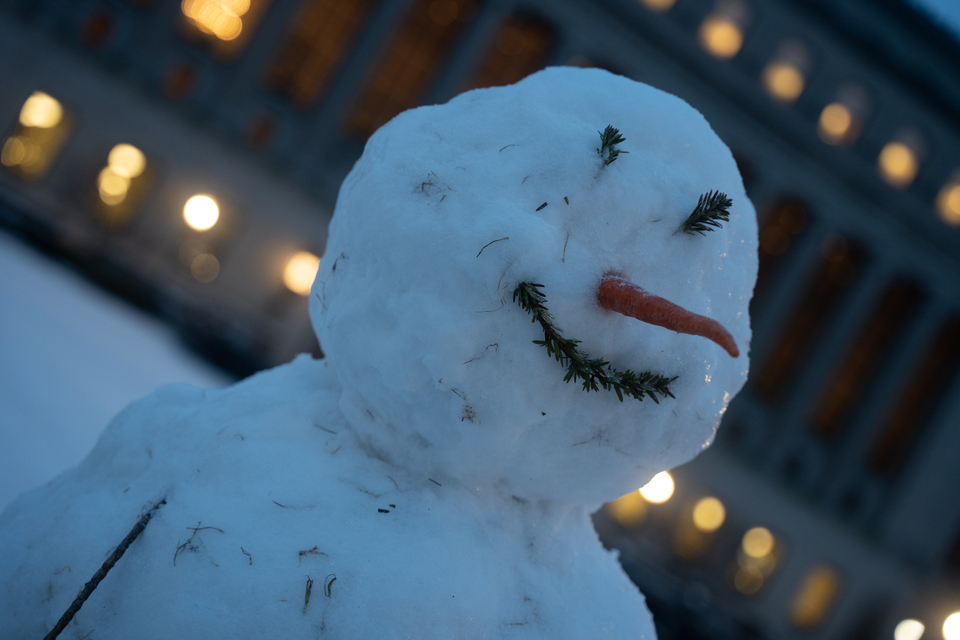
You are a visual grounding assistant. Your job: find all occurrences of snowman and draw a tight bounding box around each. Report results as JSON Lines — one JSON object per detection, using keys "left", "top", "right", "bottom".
{"left": 0, "top": 68, "right": 756, "bottom": 639}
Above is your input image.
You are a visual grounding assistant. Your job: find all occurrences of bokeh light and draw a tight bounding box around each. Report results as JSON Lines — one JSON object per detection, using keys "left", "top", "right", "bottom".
{"left": 762, "top": 61, "right": 804, "bottom": 102}
{"left": 606, "top": 490, "right": 647, "bottom": 528}
{"left": 639, "top": 0, "right": 676, "bottom": 11}
{"left": 182, "top": 0, "right": 249, "bottom": 41}
{"left": 108, "top": 144, "right": 146, "bottom": 179}
{"left": 692, "top": 496, "right": 726, "bottom": 532}
{"left": 19, "top": 92, "right": 63, "bottom": 129}
{"left": 698, "top": 16, "right": 743, "bottom": 59}
{"left": 944, "top": 611, "right": 960, "bottom": 640}
{"left": 183, "top": 194, "right": 220, "bottom": 231}
{"left": 878, "top": 141, "right": 919, "bottom": 188}
{"left": 283, "top": 251, "right": 321, "bottom": 296}
{"left": 98, "top": 167, "right": 131, "bottom": 206}
{"left": 936, "top": 179, "right": 960, "bottom": 226}
{"left": 190, "top": 253, "right": 220, "bottom": 283}
{"left": 741, "top": 526, "right": 774, "bottom": 558}
{"left": 818, "top": 102, "right": 853, "bottom": 145}
{"left": 893, "top": 619, "right": 925, "bottom": 640}
{"left": 639, "top": 471, "right": 674, "bottom": 503}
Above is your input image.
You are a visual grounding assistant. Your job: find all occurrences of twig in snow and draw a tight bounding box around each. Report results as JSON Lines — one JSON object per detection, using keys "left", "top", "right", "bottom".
{"left": 43, "top": 498, "right": 166, "bottom": 640}
{"left": 303, "top": 576, "right": 314, "bottom": 614}
{"left": 324, "top": 574, "right": 337, "bottom": 598}
{"left": 476, "top": 237, "right": 509, "bottom": 257}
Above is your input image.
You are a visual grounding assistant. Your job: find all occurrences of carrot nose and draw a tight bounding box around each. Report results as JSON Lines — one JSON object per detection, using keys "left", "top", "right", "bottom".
{"left": 597, "top": 274, "right": 739, "bottom": 358}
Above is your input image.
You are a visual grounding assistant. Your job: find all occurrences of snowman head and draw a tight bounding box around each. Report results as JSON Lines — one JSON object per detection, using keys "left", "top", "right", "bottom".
{"left": 311, "top": 67, "right": 757, "bottom": 508}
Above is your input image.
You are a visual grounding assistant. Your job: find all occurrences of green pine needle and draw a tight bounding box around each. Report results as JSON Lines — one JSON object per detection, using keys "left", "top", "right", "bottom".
{"left": 513, "top": 282, "right": 676, "bottom": 403}
{"left": 597, "top": 125, "right": 628, "bottom": 167}
{"left": 680, "top": 190, "right": 732, "bottom": 235}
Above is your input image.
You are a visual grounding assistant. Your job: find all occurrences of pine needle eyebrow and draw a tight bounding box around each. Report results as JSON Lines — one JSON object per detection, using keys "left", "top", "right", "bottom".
{"left": 680, "top": 190, "right": 732, "bottom": 235}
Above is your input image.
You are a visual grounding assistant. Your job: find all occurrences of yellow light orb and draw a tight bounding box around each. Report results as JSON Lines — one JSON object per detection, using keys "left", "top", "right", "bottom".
{"left": 698, "top": 16, "right": 743, "bottom": 59}
{"left": 692, "top": 496, "right": 726, "bottom": 532}
{"left": 734, "top": 565, "right": 763, "bottom": 595}
{"left": 108, "top": 144, "right": 146, "bottom": 179}
{"left": 742, "top": 526, "right": 774, "bottom": 558}
{"left": 944, "top": 612, "right": 960, "bottom": 640}
{"left": 936, "top": 182, "right": 960, "bottom": 226}
{"left": 283, "top": 251, "right": 321, "bottom": 296}
{"left": 894, "top": 619, "right": 925, "bottom": 640}
{"left": 184, "top": 194, "right": 220, "bottom": 231}
{"left": 19, "top": 91, "right": 63, "bottom": 129}
{"left": 878, "top": 141, "right": 918, "bottom": 188}
{"left": 639, "top": 471, "right": 674, "bottom": 504}
{"left": 818, "top": 103, "right": 853, "bottom": 145}
{"left": 639, "top": 0, "right": 676, "bottom": 12}
{"left": 762, "top": 61, "right": 805, "bottom": 102}
{"left": 190, "top": 253, "right": 220, "bottom": 283}
{"left": 606, "top": 491, "right": 648, "bottom": 528}
{"left": 98, "top": 167, "right": 131, "bottom": 206}
{"left": 1, "top": 137, "right": 26, "bottom": 166}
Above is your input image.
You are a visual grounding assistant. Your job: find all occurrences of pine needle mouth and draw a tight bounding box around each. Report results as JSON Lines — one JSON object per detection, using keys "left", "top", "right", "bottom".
{"left": 597, "top": 274, "right": 739, "bottom": 358}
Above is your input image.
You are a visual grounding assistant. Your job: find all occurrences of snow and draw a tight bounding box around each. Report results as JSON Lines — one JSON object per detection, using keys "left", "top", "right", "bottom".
{"left": 0, "top": 68, "right": 757, "bottom": 638}
{"left": 0, "top": 231, "right": 231, "bottom": 512}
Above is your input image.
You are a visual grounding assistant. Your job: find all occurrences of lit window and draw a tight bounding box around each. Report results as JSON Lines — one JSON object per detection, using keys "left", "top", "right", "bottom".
{"left": 92, "top": 143, "right": 150, "bottom": 228}
{"left": 936, "top": 172, "right": 960, "bottom": 226}
{"left": 789, "top": 565, "right": 841, "bottom": 629}
{"left": 692, "top": 496, "right": 726, "bottom": 532}
{"left": 639, "top": 0, "right": 675, "bottom": 11}
{"left": 180, "top": 0, "right": 271, "bottom": 58}
{"left": 878, "top": 132, "right": 923, "bottom": 188}
{"left": 605, "top": 490, "right": 647, "bottom": 528}
{"left": 1, "top": 91, "right": 71, "bottom": 180}
{"left": 639, "top": 471, "right": 674, "bottom": 503}
{"left": 944, "top": 612, "right": 960, "bottom": 640}
{"left": 894, "top": 619, "right": 925, "bottom": 640}
{"left": 346, "top": 0, "right": 479, "bottom": 138}
{"left": 267, "top": 0, "right": 376, "bottom": 107}
{"left": 184, "top": 194, "right": 220, "bottom": 231}
{"left": 698, "top": 1, "right": 749, "bottom": 60}
{"left": 463, "top": 13, "right": 554, "bottom": 91}
{"left": 283, "top": 251, "right": 321, "bottom": 296}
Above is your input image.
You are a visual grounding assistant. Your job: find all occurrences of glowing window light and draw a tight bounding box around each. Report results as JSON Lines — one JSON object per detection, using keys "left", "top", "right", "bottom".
{"left": 741, "top": 526, "right": 774, "bottom": 558}
{"left": 878, "top": 141, "right": 919, "bottom": 188}
{"left": 762, "top": 61, "right": 804, "bottom": 102}
{"left": 789, "top": 565, "right": 841, "bottom": 629}
{"left": 183, "top": 194, "right": 220, "bottom": 231}
{"left": 181, "top": 0, "right": 250, "bottom": 41}
{"left": 894, "top": 619, "right": 925, "bottom": 640}
{"left": 98, "top": 167, "right": 131, "bottom": 206}
{"left": 639, "top": 471, "right": 674, "bottom": 503}
{"left": 639, "top": 0, "right": 676, "bottom": 11}
{"left": 818, "top": 103, "right": 853, "bottom": 145}
{"left": 191, "top": 253, "right": 220, "bottom": 283}
{"left": 19, "top": 92, "right": 63, "bottom": 129}
{"left": 698, "top": 16, "right": 743, "bottom": 59}
{"left": 936, "top": 178, "right": 960, "bottom": 226}
{"left": 692, "top": 496, "right": 726, "bottom": 532}
{"left": 107, "top": 144, "right": 146, "bottom": 178}
{"left": 945, "top": 612, "right": 960, "bottom": 640}
{"left": 283, "top": 251, "right": 321, "bottom": 296}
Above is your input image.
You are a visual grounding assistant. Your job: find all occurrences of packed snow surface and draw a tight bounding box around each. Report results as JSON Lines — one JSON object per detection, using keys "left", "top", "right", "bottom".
{"left": 0, "top": 68, "right": 757, "bottom": 639}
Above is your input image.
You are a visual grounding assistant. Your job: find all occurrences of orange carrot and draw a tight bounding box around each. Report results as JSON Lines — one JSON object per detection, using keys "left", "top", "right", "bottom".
{"left": 598, "top": 274, "right": 739, "bottom": 358}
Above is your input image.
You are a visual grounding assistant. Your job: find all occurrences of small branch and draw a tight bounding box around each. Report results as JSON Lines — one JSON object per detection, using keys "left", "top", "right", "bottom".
{"left": 44, "top": 498, "right": 167, "bottom": 640}
{"left": 476, "top": 236, "right": 508, "bottom": 257}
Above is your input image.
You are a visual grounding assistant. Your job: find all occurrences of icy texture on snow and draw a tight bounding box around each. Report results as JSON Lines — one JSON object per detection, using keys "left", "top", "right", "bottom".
{"left": 0, "top": 68, "right": 755, "bottom": 639}
{"left": 314, "top": 67, "right": 757, "bottom": 507}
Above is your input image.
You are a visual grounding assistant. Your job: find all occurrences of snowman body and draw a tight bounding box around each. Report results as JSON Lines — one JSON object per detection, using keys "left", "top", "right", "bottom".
{"left": 0, "top": 68, "right": 756, "bottom": 638}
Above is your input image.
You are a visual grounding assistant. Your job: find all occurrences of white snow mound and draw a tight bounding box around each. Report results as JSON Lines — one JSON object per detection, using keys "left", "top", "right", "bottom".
{"left": 0, "top": 67, "right": 756, "bottom": 639}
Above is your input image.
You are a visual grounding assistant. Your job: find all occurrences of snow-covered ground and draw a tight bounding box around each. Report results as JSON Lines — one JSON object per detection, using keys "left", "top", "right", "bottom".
{"left": 0, "top": 230, "right": 231, "bottom": 511}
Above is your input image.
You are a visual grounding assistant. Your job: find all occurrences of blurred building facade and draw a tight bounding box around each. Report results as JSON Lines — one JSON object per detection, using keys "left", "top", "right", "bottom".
{"left": 1, "top": 0, "right": 959, "bottom": 638}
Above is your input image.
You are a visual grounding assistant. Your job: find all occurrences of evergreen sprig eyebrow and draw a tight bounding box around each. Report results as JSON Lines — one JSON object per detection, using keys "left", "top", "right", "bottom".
{"left": 597, "top": 125, "right": 628, "bottom": 167}
{"left": 513, "top": 282, "right": 676, "bottom": 403}
{"left": 680, "top": 190, "right": 732, "bottom": 235}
